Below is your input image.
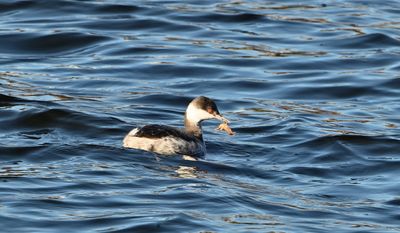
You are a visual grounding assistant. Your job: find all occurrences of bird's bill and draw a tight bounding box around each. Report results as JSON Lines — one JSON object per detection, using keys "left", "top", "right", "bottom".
{"left": 215, "top": 114, "right": 230, "bottom": 123}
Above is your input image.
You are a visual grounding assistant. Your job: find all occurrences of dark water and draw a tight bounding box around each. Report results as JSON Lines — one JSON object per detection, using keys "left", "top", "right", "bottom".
{"left": 1, "top": 0, "right": 400, "bottom": 232}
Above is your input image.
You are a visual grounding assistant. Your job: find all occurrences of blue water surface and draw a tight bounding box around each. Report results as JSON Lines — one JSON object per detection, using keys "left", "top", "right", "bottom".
{"left": 0, "top": 0, "right": 400, "bottom": 232}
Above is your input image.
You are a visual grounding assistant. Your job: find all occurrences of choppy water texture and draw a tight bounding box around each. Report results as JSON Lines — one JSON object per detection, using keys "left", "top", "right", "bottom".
{"left": 1, "top": 0, "right": 400, "bottom": 232}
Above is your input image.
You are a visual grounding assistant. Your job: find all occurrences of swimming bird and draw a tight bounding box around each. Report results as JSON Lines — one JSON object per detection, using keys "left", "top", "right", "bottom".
{"left": 123, "top": 96, "right": 229, "bottom": 157}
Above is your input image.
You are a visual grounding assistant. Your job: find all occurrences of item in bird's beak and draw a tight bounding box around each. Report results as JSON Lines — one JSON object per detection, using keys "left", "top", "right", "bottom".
{"left": 216, "top": 122, "right": 235, "bottom": 135}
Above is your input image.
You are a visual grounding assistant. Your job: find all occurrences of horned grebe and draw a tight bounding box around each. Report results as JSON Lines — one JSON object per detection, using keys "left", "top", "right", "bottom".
{"left": 123, "top": 96, "right": 229, "bottom": 157}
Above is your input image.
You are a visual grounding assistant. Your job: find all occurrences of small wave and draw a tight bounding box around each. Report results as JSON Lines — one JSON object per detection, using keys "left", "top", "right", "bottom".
{"left": 80, "top": 18, "right": 199, "bottom": 32}
{"left": 0, "top": 145, "right": 47, "bottom": 157}
{"left": 291, "top": 134, "right": 399, "bottom": 149}
{"left": 0, "top": 1, "right": 35, "bottom": 13}
{"left": 386, "top": 198, "right": 400, "bottom": 206}
{"left": 172, "top": 12, "right": 267, "bottom": 23}
{"left": 0, "top": 94, "right": 25, "bottom": 103}
{"left": 0, "top": 94, "right": 56, "bottom": 107}
{"left": 381, "top": 77, "right": 400, "bottom": 89}
{"left": 324, "top": 33, "right": 400, "bottom": 49}
{"left": 0, "top": 32, "right": 110, "bottom": 55}
{"left": 94, "top": 4, "right": 143, "bottom": 14}
{"left": 0, "top": 1, "right": 140, "bottom": 15}
{"left": 285, "top": 84, "right": 389, "bottom": 99}
{"left": 1, "top": 107, "right": 125, "bottom": 140}
{"left": 106, "top": 46, "right": 184, "bottom": 56}
{"left": 288, "top": 166, "right": 334, "bottom": 178}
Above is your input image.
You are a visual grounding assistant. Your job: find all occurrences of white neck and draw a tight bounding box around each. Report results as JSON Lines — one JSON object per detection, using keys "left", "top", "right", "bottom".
{"left": 184, "top": 103, "right": 214, "bottom": 140}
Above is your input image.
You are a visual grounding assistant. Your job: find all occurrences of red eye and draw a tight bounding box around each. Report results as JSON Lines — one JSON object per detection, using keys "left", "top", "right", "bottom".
{"left": 207, "top": 107, "right": 213, "bottom": 114}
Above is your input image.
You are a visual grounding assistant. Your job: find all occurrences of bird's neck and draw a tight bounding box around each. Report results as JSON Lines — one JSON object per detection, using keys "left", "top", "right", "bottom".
{"left": 184, "top": 113, "right": 203, "bottom": 141}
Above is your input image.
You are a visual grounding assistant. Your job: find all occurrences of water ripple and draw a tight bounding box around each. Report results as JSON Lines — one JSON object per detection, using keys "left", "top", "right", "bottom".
{"left": 0, "top": 32, "right": 110, "bottom": 55}
{"left": 1, "top": 0, "right": 400, "bottom": 232}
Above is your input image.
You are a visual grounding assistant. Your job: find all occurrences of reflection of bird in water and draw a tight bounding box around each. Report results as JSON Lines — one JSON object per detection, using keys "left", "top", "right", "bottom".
{"left": 175, "top": 165, "right": 198, "bottom": 178}
{"left": 123, "top": 96, "right": 230, "bottom": 157}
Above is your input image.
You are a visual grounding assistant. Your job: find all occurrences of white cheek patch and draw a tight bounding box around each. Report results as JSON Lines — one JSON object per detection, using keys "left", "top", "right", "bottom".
{"left": 185, "top": 103, "right": 214, "bottom": 123}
